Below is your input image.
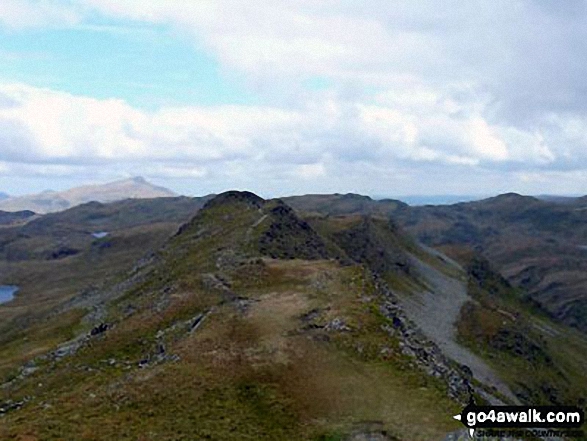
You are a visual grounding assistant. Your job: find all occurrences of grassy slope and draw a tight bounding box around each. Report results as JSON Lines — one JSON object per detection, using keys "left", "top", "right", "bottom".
{"left": 310, "top": 213, "right": 587, "bottom": 409}
{"left": 1, "top": 260, "right": 462, "bottom": 441}
{"left": 0, "top": 194, "right": 463, "bottom": 440}
{"left": 287, "top": 196, "right": 587, "bottom": 410}
{"left": 4, "top": 193, "right": 585, "bottom": 439}
{"left": 449, "top": 248, "right": 587, "bottom": 407}
{"left": 0, "top": 198, "right": 206, "bottom": 382}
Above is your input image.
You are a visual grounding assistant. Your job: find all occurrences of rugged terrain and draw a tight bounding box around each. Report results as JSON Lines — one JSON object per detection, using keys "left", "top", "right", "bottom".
{"left": 1, "top": 191, "right": 585, "bottom": 440}
{"left": 394, "top": 194, "right": 587, "bottom": 334}
{"left": 285, "top": 193, "right": 587, "bottom": 335}
{"left": 0, "top": 196, "right": 209, "bottom": 363}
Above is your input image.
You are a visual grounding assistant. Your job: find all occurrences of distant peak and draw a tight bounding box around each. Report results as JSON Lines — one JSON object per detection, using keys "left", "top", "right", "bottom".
{"left": 497, "top": 192, "right": 525, "bottom": 198}
{"left": 340, "top": 193, "right": 372, "bottom": 201}
{"left": 492, "top": 193, "right": 539, "bottom": 202}
{"left": 469, "top": 192, "right": 540, "bottom": 208}
{"left": 130, "top": 176, "right": 148, "bottom": 184}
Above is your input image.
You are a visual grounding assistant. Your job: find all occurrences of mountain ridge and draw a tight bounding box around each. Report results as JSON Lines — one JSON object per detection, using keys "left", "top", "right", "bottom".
{"left": 1, "top": 191, "right": 586, "bottom": 440}
{"left": 284, "top": 191, "right": 587, "bottom": 334}
{"left": 0, "top": 177, "right": 177, "bottom": 214}
{"left": 0, "top": 191, "right": 487, "bottom": 439}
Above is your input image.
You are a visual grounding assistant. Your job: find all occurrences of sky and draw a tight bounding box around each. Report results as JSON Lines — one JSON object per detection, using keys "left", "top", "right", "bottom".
{"left": 1, "top": 1, "right": 587, "bottom": 198}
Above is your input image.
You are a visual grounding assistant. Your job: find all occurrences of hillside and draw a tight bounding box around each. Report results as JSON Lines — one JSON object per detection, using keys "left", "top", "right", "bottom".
{"left": 391, "top": 193, "right": 587, "bottom": 334}
{"left": 0, "top": 210, "right": 36, "bottom": 227}
{"left": 0, "top": 196, "right": 209, "bottom": 345}
{"left": 283, "top": 193, "right": 408, "bottom": 217}
{"left": 1, "top": 192, "right": 585, "bottom": 440}
{"left": 285, "top": 192, "right": 587, "bottom": 335}
{"left": 0, "top": 177, "right": 177, "bottom": 214}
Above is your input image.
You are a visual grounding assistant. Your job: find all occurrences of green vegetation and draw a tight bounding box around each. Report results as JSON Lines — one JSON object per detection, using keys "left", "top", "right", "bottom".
{"left": 0, "top": 192, "right": 466, "bottom": 440}
{"left": 2, "top": 191, "right": 587, "bottom": 440}
{"left": 455, "top": 253, "right": 587, "bottom": 406}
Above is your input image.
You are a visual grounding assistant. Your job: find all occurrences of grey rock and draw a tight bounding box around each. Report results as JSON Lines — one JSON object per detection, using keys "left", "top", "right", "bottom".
{"left": 325, "top": 317, "right": 351, "bottom": 332}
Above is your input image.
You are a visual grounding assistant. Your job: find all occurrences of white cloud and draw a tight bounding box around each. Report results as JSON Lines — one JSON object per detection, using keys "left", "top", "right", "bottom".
{"left": 295, "top": 163, "right": 326, "bottom": 180}
{"left": 0, "top": 81, "right": 577, "bottom": 177}
{"left": 2, "top": 1, "right": 587, "bottom": 195}
{"left": 466, "top": 117, "right": 509, "bottom": 161}
{"left": 0, "top": 0, "right": 81, "bottom": 29}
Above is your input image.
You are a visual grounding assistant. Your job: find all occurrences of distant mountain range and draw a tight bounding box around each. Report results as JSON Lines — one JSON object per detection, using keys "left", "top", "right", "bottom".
{"left": 285, "top": 192, "right": 587, "bottom": 334}
{"left": 393, "top": 193, "right": 587, "bottom": 334}
{"left": 1, "top": 177, "right": 586, "bottom": 334}
{"left": 0, "top": 177, "right": 177, "bottom": 214}
{"left": 385, "top": 194, "right": 581, "bottom": 206}
{"left": 535, "top": 194, "right": 583, "bottom": 204}
{"left": 0, "top": 192, "right": 9, "bottom": 201}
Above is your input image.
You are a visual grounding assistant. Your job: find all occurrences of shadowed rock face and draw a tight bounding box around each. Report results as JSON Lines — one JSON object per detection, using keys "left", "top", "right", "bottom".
{"left": 258, "top": 201, "right": 335, "bottom": 260}
{"left": 329, "top": 217, "right": 411, "bottom": 277}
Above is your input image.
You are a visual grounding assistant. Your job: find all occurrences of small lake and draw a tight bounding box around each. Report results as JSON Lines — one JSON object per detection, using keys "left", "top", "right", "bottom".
{"left": 0, "top": 285, "right": 18, "bottom": 305}
{"left": 91, "top": 232, "right": 109, "bottom": 239}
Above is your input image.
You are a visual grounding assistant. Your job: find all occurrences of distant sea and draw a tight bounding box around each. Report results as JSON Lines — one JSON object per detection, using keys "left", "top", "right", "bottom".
{"left": 379, "top": 195, "right": 488, "bottom": 206}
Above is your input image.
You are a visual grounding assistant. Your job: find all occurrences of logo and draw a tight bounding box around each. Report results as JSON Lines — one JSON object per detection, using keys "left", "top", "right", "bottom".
{"left": 453, "top": 404, "right": 584, "bottom": 438}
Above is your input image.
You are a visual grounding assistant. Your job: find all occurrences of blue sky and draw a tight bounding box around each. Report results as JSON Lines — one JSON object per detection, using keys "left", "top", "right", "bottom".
{"left": 0, "top": 21, "right": 257, "bottom": 110}
{"left": 1, "top": 1, "right": 587, "bottom": 198}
